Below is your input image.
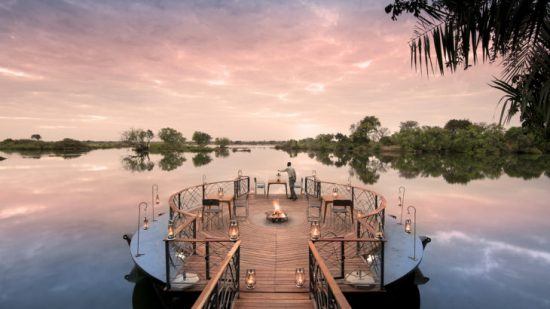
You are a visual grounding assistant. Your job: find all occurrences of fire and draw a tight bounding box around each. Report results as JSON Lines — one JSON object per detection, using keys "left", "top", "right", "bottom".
{"left": 267, "top": 200, "right": 288, "bottom": 222}
{"left": 272, "top": 200, "right": 280, "bottom": 211}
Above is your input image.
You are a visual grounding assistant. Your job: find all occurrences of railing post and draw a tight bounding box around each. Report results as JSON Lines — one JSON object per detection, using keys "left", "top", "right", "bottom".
{"left": 165, "top": 240, "right": 171, "bottom": 290}
{"left": 192, "top": 219, "right": 197, "bottom": 254}
{"left": 308, "top": 247, "right": 313, "bottom": 298}
{"left": 340, "top": 241, "right": 345, "bottom": 279}
{"left": 178, "top": 193, "right": 182, "bottom": 211}
{"left": 236, "top": 246, "right": 240, "bottom": 295}
{"left": 380, "top": 240, "right": 385, "bottom": 289}
{"left": 205, "top": 242, "right": 211, "bottom": 280}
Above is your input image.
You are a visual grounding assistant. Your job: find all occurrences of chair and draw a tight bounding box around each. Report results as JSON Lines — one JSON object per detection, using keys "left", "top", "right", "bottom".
{"left": 254, "top": 177, "right": 266, "bottom": 196}
{"left": 234, "top": 193, "right": 249, "bottom": 218}
{"left": 294, "top": 177, "right": 304, "bottom": 195}
{"left": 306, "top": 193, "right": 322, "bottom": 221}
{"left": 202, "top": 199, "right": 223, "bottom": 229}
{"left": 331, "top": 199, "right": 353, "bottom": 225}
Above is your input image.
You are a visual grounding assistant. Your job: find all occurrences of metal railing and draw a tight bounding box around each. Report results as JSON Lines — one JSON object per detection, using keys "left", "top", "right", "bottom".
{"left": 304, "top": 176, "right": 386, "bottom": 237}
{"left": 309, "top": 241, "right": 352, "bottom": 309}
{"left": 169, "top": 176, "right": 250, "bottom": 223}
{"left": 312, "top": 238, "right": 385, "bottom": 290}
{"left": 192, "top": 240, "right": 241, "bottom": 309}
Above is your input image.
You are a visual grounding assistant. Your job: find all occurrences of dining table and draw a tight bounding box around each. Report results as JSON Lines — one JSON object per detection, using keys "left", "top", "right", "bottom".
{"left": 321, "top": 194, "right": 353, "bottom": 223}
{"left": 266, "top": 178, "right": 288, "bottom": 198}
{"left": 205, "top": 192, "right": 235, "bottom": 219}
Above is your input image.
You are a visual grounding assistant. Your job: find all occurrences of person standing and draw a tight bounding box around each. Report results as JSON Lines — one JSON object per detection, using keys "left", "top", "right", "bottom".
{"left": 279, "top": 162, "right": 297, "bottom": 200}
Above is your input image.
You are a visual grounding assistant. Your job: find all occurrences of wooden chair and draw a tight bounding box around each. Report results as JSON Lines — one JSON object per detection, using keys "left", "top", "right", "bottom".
{"left": 202, "top": 199, "right": 223, "bottom": 229}
{"left": 254, "top": 177, "right": 266, "bottom": 196}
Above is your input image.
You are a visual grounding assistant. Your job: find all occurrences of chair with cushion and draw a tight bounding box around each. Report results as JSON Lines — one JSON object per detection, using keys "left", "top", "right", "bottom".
{"left": 254, "top": 177, "right": 266, "bottom": 196}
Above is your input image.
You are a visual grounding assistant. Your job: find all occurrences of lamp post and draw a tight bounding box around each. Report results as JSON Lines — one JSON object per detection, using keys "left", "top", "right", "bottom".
{"left": 152, "top": 184, "right": 159, "bottom": 222}
{"left": 136, "top": 202, "right": 148, "bottom": 257}
{"left": 405, "top": 205, "right": 417, "bottom": 260}
{"left": 397, "top": 186, "right": 405, "bottom": 225}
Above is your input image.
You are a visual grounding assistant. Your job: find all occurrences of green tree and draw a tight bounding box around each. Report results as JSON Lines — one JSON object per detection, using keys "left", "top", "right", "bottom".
{"left": 214, "top": 137, "right": 231, "bottom": 148}
{"left": 386, "top": 0, "right": 550, "bottom": 136}
{"left": 399, "top": 121, "right": 419, "bottom": 131}
{"left": 192, "top": 131, "right": 212, "bottom": 146}
{"left": 121, "top": 128, "right": 154, "bottom": 152}
{"left": 350, "top": 116, "right": 381, "bottom": 144}
{"left": 444, "top": 119, "right": 473, "bottom": 132}
{"left": 158, "top": 127, "right": 186, "bottom": 146}
{"left": 31, "top": 134, "right": 41, "bottom": 141}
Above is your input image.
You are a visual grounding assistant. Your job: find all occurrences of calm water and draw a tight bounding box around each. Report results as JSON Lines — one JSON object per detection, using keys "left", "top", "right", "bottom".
{"left": 0, "top": 148, "right": 549, "bottom": 308}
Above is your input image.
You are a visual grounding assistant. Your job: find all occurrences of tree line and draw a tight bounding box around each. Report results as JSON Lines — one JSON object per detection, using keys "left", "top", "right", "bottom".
{"left": 276, "top": 116, "right": 550, "bottom": 155}
{"left": 120, "top": 128, "right": 230, "bottom": 153}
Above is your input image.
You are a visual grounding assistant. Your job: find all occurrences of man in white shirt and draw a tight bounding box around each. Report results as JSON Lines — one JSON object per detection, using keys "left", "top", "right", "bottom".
{"left": 279, "top": 162, "right": 297, "bottom": 200}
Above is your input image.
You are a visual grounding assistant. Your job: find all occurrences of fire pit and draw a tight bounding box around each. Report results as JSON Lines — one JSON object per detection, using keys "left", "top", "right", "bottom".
{"left": 266, "top": 200, "right": 288, "bottom": 223}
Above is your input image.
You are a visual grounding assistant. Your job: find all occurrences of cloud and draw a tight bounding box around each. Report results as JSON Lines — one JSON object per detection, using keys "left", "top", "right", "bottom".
{"left": 0, "top": 67, "right": 42, "bottom": 79}
{"left": 354, "top": 60, "right": 372, "bottom": 69}
{"left": 305, "top": 83, "right": 325, "bottom": 94}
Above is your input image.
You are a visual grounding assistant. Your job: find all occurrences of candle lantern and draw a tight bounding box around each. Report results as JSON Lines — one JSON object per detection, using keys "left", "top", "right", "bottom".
{"left": 143, "top": 217, "right": 149, "bottom": 230}
{"left": 167, "top": 220, "right": 175, "bottom": 240}
{"left": 310, "top": 221, "right": 321, "bottom": 241}
{"left": 295, "top": 268, "right": 305, "bottom": 288}
{"left": 404, "top": 219, "right": 412, "bottom": 234}
{"left": 228, "top": 220, "right": 239, "bottom": 241}
{"left": 218, "top": 187, "right": 224, "bottom": 197}
{"left": 332, "top": 187, "right": 338, "bottom": 197}
{"left": 245, "top": 269, "right": 256, "bottom": 289}
{"left": 238, "top": 169, "right": 242, "bottom": 177}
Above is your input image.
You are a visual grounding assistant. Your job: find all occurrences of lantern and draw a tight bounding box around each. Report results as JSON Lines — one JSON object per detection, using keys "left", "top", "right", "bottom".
{"left": 357, "top": 210, "right": 366, "bottom": 220}
{"left": 404, "top": 219, "right": 412, "bottom": 234}
{"left": 332, "top": 187, "right": 338, "bottom": 197}
{"left": 245, "top": 269, "right": 256, "bottom": 289}
{"left": 167, "top": 220, "right": 175, "bottom": 239}
{"left": 310, "top": 221, "right": 321, "bottom": 241}
{"left": 295, "top": 268, "right": 305, "bottom": 288}
{"left": 143, "top": 217, "right": 149, "bottom": 230}
{"left": 218, "top": 187, "right": 224, "bottom": 197}
{"left": 228, "top": 220, "right": 239, "bottom": 241}
{"left": 155, "top": 193, "right": 160, "bottom": 205}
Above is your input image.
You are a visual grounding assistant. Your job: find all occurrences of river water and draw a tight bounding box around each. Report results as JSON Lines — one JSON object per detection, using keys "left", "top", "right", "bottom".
{"left": 0, "top": 147, "right": 549, "bottom": 308}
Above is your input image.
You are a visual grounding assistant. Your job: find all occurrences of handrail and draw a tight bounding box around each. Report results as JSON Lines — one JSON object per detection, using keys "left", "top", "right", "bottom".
{"left": 192, "top": 240, "right": 241, "bottom": 309}
{"left": 309, "top": 241, "right": 352, "bottom": 309}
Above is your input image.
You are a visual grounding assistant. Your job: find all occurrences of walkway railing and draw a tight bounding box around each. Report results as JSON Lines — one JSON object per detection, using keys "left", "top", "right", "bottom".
{"left": 309, "top": 241, "right": 352, "bottom": 309}
{"left": 192, "top": 240, "right": 241, "bottom": 309}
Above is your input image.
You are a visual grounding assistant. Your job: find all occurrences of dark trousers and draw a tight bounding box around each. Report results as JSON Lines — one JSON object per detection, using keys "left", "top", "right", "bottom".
{"left": 289, "top": 177, "right": 297, "bottom": 199}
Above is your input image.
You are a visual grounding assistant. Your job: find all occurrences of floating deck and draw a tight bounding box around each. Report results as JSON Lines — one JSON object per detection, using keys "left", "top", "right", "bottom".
{"left": 129, "top": 194, "right": 423, "bottom": 298}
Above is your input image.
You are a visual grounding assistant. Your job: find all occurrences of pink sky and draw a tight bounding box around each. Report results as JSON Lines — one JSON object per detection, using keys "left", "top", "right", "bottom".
{"left": 0, "top": 0, "right": 516, "bottom": 141}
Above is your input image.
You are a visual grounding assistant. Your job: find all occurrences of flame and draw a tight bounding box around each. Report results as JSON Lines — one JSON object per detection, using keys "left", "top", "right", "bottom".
{"left": 272, "top": 200, "right": 280, "bottom": 211}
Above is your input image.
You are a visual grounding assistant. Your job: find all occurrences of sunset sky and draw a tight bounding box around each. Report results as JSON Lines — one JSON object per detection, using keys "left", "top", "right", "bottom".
{"left": 0, "top": 0, "right": 515, "bottom": 141}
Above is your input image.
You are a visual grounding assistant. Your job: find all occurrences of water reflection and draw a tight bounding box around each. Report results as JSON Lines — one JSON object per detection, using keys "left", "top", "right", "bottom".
{"left": 280, "top": 149, "right": 550, "bottom": 184}
{"left": 122, "top": 154, "right": 155, "bottom": 172}
{"left": 158, "top": 152, "right": 186, "bottom": 171}
{"left": 192, "top": 153, "right": 212, "bottom": 167}
{"left": 0, "top": 149, "right": 87, "bottom": 160}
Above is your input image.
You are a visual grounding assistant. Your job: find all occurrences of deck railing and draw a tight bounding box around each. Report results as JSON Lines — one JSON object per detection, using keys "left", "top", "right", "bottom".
{"left": 169, "top": 176, "right": 250, "bottom": 223}
{"left": 312, "top": 238, "right": 385, "bottom": 290}
{"left": 304, "top": 176, "right": 386, "bottom": 237}
{"left": 192, "top": 240, "right": 241, "bottom": 309}
{"left": 309, "top": 241, "right": 352, "bottom": 309}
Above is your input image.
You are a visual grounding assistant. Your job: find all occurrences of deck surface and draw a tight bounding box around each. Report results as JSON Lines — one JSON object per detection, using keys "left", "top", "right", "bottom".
{"left": 129, "top": 193, "right": 423, "bottom": 302}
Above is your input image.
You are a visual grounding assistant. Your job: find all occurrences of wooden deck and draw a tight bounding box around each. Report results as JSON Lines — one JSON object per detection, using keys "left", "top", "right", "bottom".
{"left": 129, "top": 191, "right": 424, "bottom": 307}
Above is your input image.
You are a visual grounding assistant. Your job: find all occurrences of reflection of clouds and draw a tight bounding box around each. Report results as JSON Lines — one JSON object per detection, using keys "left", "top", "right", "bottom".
{"left": 75, "top": 164, "right": 108, "bottom": 171}
{"left": 0, "top": 205, "right": 45, "bottom": 220}
{"left": 435, "top": 230, "right": 550, "bottom": 276}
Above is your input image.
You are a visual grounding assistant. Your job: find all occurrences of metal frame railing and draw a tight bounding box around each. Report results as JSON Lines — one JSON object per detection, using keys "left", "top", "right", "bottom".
{"left": 309, "top": 241, "right": 352, "bottom": 309}
{"left": 304, "top": 176, "right": 386, "bottom": 237}
{"left": 192, "top": 240, "right": 241, "bottom": 309}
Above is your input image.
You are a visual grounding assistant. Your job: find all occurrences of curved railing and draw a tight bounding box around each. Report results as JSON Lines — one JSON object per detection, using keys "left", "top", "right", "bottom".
{"left": 168, "top": 176, "right": 250, "bottom": 228}
{"left": 304, "top": 176, "right": 387, "bottom": 238}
